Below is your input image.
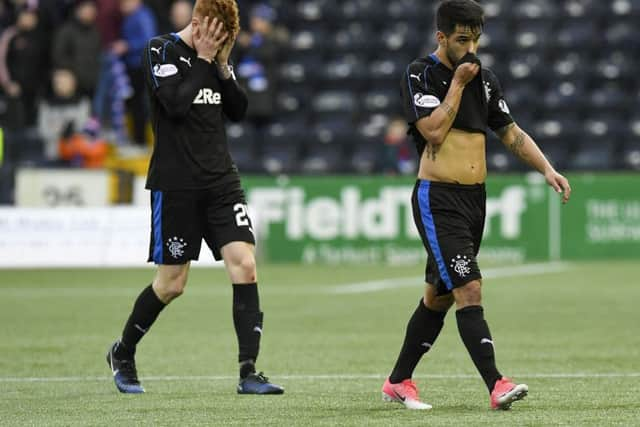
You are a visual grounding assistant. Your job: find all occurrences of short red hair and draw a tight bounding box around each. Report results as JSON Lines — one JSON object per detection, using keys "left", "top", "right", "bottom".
{"left": 193, "top": 0, "right": 240, "bottom": 38}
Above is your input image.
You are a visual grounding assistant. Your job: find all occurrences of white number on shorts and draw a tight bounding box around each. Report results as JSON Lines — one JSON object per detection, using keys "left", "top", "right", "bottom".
{"left": 234, "top": 203, "right": 250, "bottom": 227}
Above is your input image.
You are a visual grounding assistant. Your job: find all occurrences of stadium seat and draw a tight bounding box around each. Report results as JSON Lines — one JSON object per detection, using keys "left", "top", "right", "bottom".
{"left": 260, "top": 120, "right": 306, "bottom": 174}
{"left": 555, "top": 19, "right": 599, "bottom": 50}
{"left": 619, "top": 141, "right": 640, "bottom": 170}
{"left": 317, "top": 55, "right": 368, "bottom": 90}
{"left": 310, "top": 90, "right": 357, "bottom": 120}
{"left": 227, "top": 123, "right": 259, "bottom": 173}
{"left": 512, "top": 0, "right": 559, "bottom": 20}
{"left": 558, "top": 0, "right": 608, "bottom": 18}
{"left": 567, "top": 141, "right": 615, "bottom": 171}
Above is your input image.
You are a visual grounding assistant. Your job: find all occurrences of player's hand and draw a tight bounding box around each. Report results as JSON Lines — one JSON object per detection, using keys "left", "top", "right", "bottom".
{"left": 453, "top": 62, "right": 480, "bottom": 86}
{"left": 215, "top": 33, "right": 236, "bottom": 66}
{"left": 4, "top": 81, "right": 21, "bottom": 97}
{"left": 545, "top": 169, "right": 571, "bottom": 204}
{"left": 194, "top": 16, "right": 228, "bottom": 63}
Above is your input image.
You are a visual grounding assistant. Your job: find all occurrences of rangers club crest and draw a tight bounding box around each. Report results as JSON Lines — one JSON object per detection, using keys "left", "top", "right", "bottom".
{"left": 450, "top": 255, "right": 472, "bottom": 278}
{"left": 166, "top": 236, "right": 187, "bottom": 259}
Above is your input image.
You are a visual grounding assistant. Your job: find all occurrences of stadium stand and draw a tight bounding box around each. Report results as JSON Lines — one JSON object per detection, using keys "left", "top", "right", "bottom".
{"left": 0, "top": 0, "right": 638, "bottom": 204}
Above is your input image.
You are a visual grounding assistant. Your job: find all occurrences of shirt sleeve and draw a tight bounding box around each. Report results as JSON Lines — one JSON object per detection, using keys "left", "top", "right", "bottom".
{"left": 401, "top": 61, "right": 444, "bottom": 124}
{"left": 485, "top": 69, "right": 514, "bottom": 132}
{"left": 143, "top": 37, "right": 209, "bottom": 118}
{"left": 218, "top": 67, "right": 248, "bottom": 122}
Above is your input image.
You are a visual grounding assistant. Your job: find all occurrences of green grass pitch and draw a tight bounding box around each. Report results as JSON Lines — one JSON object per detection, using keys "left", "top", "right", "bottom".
{"left": 1, "top": 261, "right": 638, "bottom": 426}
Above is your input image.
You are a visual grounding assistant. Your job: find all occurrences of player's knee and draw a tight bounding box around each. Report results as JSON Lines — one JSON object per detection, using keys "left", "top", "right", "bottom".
{"left": 425, "top": 293, "right": 454, "bottom": 312}
{"left": 453, "top": 279, "right": 482, "bottom": 307}
{"left": 154, "top": 267, "right": 188, "bottom": 302}
{"left": 231, "top": 254, "right": 256, "bottom": 282}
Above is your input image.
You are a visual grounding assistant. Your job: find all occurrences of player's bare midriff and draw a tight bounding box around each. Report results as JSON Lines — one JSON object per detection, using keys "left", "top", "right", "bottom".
{"left": 417, "top": 128, "right": 486, "bottom": 184}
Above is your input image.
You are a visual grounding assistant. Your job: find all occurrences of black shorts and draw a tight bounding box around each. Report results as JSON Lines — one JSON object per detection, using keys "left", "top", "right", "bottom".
{"left": 412, "top": 180, "right": 486, "bottom": 295}
{"left": 147, "top": 179, "right": 255, "bottom": 264}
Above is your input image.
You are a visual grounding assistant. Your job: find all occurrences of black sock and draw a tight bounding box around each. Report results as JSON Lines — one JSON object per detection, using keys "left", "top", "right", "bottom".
{"left": 456, "top": 305, "right": 502, "bottom": 391}
{"left": 233, "top": 283, "right": 262, "bottom": 379}
{"left": 389, "top": 299, "right": 446, "bottom": 384}
{"left": 116, "top": 284, "right": 166, "bottom": 359}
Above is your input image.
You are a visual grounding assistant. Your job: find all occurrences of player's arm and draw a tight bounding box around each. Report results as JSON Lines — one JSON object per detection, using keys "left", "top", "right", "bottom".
{"left": 151, "top": 57, "right": 214, "bottom": 118}
{"left": 215, "top": 39, "right": 247, "bottom": 122}
{"left": 496, "top": 123, "right": 571, "bottom": 203}
{"left": 414, "top": 62, "right": 479, "bottom": 145}
{"left": 144, "top": 17, "right": 228, "bottom": 118}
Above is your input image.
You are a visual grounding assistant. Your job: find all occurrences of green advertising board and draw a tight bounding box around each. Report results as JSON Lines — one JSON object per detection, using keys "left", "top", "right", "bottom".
{"left": 242, "top": 174, "right": 640, "bottom": 264}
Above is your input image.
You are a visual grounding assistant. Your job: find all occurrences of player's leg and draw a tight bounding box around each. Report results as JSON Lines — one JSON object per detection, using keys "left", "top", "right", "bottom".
{"left": 205, "top": 184, "right": 283, "bottom": 394}
{"left": 219, "top": 241, "right": 283, "bottom": 395}
{"left": 107, "top": 189, "right": 202, "bottom": 393}
{"left": 389, "top": 278, "right": 454, "bottom": 383}
{"left": 452, "top": 280, "right": 527, "bottom": 409}
{"left": 382, "top": 280, "right": 453, "bottom": 410}
{"left": 381, "top": 180, "right": 453, "bottom": 410}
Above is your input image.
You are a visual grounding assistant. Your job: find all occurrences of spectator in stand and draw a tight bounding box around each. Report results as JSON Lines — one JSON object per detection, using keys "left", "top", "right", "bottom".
{"left": 111, "top": 0, "right": 156, "bottom": 146}
{"left": 38, "top": 68, "right": 91, "bottom": 161}
{"left": 381, "top": 118, "right": 416, "bottom": 175}
{"left": 169, "top": 0, "right": 193, "bottom": 32}
{"left": 146, "top": 0, "right": 173, "bottom": 34}
{"left": 0, "top": 5, "right": 48, "bottom": 128}
{"left": 52, "top": 0, "right": 101, "bottom": 98}
{"left": 233, "top": 3, "right": 285, "bottom": 129}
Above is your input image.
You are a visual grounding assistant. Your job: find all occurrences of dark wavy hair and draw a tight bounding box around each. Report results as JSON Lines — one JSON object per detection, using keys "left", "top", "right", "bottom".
{"left": 436, "top": 0, "right": 484, "bottom": 36}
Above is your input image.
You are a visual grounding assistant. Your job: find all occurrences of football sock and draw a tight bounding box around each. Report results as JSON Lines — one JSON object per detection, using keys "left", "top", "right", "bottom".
{"left": 117, "top": 284, "right": 166, "bottom": 359}
{"left": 456, "top": 305, "right": 502, "bottom": 391}
{"left": 233, "top": 283, "right": 262, "bottom": 379}
{"left": 389, "top": 299, "right": 446, "bottom": 383}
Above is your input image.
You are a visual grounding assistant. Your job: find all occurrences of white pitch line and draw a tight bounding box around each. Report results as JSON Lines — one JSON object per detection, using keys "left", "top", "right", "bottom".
{"left": 1, "top": 372, "right": 638, "bottom": 383}
{"left": 330, "top": 262, "right": 570, "bottom": 294}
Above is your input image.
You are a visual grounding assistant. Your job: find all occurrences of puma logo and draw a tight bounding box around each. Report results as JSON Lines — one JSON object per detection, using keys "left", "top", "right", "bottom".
{"left": 410, "top": 73, "right": 421, "bottom": 81}
{"left": 180, "top": 56, "right": 192, "bottom": 67}
{"left": 420, "top": 342, "right": 432, "bottom": 349}
{"left": 480, "top": 338, "right": 494, "bottom": 347}
{"left": 150, "top": 46, "right": 161, "bottom": 55}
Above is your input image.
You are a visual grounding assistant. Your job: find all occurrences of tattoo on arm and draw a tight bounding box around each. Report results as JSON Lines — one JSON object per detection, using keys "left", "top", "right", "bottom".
{"left": 440, "top": 101, "right": 456, "bottom": 119}
{"left": 425, "top": 142, "right": 439, "bottom": 161}
{"left": 496, "top": 123, "right": 515, "bottom": 140}
{"left": 508, "top": 131, "right": 526, "bottom": 157}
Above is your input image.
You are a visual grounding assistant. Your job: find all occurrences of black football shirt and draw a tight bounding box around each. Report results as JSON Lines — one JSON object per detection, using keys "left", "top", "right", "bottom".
{"left": 142, "top": 33, "right": 248, "bottom": 191}
{"left": 401, "top": 53, "right": 514, "bottom": 155}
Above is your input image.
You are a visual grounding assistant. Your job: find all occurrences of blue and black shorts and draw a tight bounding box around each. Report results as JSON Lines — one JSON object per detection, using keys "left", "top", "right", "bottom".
{"left": 147, "top": 180, "right": 255, "bottom": 264}
{"left": 412, "top": 179, "right": 485, "bottom": 295}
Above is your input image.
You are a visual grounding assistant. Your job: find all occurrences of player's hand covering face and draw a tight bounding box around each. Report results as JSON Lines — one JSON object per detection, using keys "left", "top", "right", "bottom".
{"left": 193, "top": 16, "right": 228, "bottom": 61}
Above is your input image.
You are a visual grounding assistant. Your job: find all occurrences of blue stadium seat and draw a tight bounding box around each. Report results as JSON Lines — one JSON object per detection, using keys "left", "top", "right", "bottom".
{"left": 512, "top": 0, "right": 559, "bottom": 20}
{"left": 318, "top": 55, "right": 367, "bottom": 90}
{"left": 278, "top": 57, "right": 322, "bottom": 87}
{"left": 549, "top": 52, "right": 589, "bottom": 81}
{"left": 603, "top": 19, "right": 637, "bottom": 49}
{"left": 567, "top": 141, "right": 615, "bottom": 170}
{"left": 227, "top": 123, "right": 259, "bottom": 173}
{"left": 542, "top": 80, "right": 587, "bottom": 115}
{"left": 558, "top": 0, "right": 608, "bottom": 18}
{"left": 288, "top": 27, "right": 328, "bottom": 55}
{"left": 361, "top": 90, "right": 399, "bottom": 115}
{"left": 369, "top": 55, "right": 411, "bottom": 87}
{"left": 260, "top": 121, "right": 306, "bottom": 174}
{"left": 275, "top": 88, "right": 312, "bottom": 116}
{"left": 609, "top": 0, "right": 640, "bottom": 17}
{"left": 555, "top": 19, "right": 599, "bottom": 50}
{"left": 619, "top": 141, "right": 640, "bottom": 170}
{"left": 511, "top": 20, "right": 553, "bottom": 51}
{"left": 311, "top": 90, "right": 358, "bottom": 120}
{"left": 588, "top": 84, "right": 630, "bottom": 115}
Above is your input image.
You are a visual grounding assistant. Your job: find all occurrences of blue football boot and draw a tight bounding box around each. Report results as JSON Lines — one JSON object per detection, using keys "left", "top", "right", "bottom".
{"left": 106, "top": 341, "right": 145, "bottom": 394}
{"left": 237, "top": 372, "right": 284, "bottom": 395}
